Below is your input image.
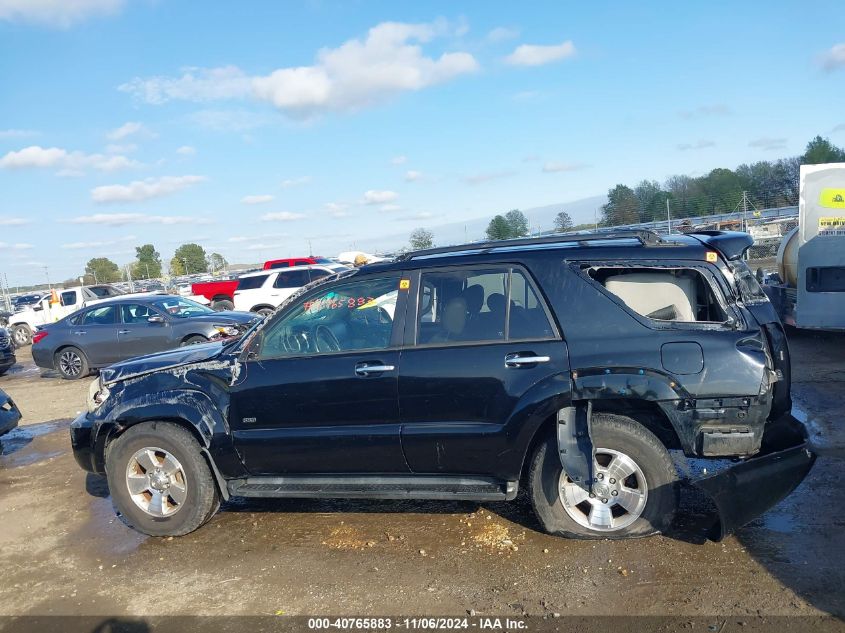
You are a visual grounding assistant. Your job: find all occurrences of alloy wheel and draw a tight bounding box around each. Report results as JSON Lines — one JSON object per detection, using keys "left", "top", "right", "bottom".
{"left": 59, "top": 350, "right": 83, "bottom": 377}
{"left": 125, "top": 447, "right": 188, "bottom": 517}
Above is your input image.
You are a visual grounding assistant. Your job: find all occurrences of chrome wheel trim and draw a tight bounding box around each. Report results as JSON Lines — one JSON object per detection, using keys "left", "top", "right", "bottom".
{"left": 12, "top": 327, "right": 29, "bottom": 345}
{"left": 125, "top": 447, "right": 188, "bottom": 517}
{"left": 559, "top": 447, "right": 648, "bottom": 532}
{"left": 59, "top": 350, "right": 83, "bottom": 377}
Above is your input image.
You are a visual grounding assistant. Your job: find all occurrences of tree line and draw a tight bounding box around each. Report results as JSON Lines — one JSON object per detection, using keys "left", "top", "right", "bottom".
{"left": 71, "top": 243, "right": 229, "bottom": 285}
{"left": 601, "top": 135, "right": 845, "bottom": 226}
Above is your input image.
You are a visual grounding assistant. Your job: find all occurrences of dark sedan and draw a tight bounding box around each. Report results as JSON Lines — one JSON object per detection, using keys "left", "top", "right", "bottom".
{"left": 32, "top": 295, "right": 259, "bottom": 379}
{"left": 0, "top": 327, "right": 16, "bottom": 376}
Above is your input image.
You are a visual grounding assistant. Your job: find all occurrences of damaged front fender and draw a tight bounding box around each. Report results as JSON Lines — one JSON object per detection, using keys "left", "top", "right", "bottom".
{"left": 693, "top": 412, "right": 816, "bottom": 541}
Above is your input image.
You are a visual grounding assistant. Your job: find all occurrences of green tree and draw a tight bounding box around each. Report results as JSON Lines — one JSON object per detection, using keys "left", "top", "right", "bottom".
{"left": 602, "top": 184, "right": 640, "bottom": 226}
{"left": 409, "top": 228, "right": 434, "bottom": 250}
{"left": 504, "top": 209, "right": 529, "bottom": 237}
{"left": 85, "top": 257, "right": 121, "bottom": 283}
{"left": 553, "top": 210, "right": 573, "bottom": 233}
{"left": 802, "top": 135, "right": 845, "bottom": 165}
{"left": 173, "top": 243, "right": 208, "bottom": 275}
{"left": 486, "top": 215, "right": 513, "bottom": 240}
{"left": 132, "top": 244, "right": 162, "bottom": 279}
{"left": 207, "top": 252, "right": 228, "bottom": 272}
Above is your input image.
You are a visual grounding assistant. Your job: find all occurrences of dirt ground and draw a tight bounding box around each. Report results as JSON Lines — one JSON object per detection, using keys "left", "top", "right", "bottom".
{"left": 0, "top": 334, "right": 843, "bottom": 619}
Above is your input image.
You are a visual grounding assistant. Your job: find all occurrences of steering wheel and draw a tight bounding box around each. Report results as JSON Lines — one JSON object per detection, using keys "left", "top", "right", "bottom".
{"left": 314, "top": 325, "right": 341, "bottom": 352}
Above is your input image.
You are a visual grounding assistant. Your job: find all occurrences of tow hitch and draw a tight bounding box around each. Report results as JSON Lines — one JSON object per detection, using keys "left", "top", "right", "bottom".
{"left": 693, "top": 412, "right": 816, "bottom": 541}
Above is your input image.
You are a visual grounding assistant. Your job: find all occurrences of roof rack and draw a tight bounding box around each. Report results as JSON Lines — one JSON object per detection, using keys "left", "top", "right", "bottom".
{"left": 399, "top": 230, "right": 664, "bottom": 261}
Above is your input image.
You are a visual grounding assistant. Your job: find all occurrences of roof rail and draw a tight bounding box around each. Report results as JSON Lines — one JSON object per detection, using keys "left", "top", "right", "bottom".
{"left": 399, "top": 230, "right": 663, "bottom": 261}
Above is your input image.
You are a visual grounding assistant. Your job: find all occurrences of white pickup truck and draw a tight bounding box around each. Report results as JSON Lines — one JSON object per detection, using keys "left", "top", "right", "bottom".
{"left": 8, "top": 285, "right": 135, "bottom": 346}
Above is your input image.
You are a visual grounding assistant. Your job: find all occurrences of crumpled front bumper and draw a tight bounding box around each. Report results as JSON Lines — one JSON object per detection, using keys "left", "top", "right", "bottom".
{"left": 0, "top": 388, "right": 22, "bottom": 437}
{"left": 693, "top": 412, "right": 815, "bottom": 541}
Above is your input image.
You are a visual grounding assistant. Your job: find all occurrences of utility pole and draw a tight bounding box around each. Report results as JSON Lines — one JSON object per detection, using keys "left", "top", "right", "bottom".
{"left": 43, "top": 266, "right": 51, "bottom": 290}
{"left": 741, "top": 190, "right": 749, "bottom": 232}
{"left": 307, "top": 239, "right": 313, "bottom": 256}
{"left": 666, "top": 198, "right": 671, "bottom": 234}
{"left": 182, "top": 258, "right": 189, "bottom": 275}
{"left": 594, "top": 208, "right": 598, "bottom": 231}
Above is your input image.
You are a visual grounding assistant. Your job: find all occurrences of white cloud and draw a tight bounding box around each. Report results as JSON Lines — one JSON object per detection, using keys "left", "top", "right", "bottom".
{"left": 820, "top": 43, "right": 845, "bottom": 71}
{"left": 121, "top": 22, "right": 479, "bottom": 118}
{"left": 188, "top": 109, "right": 272, "bottom": 132}
{"left": 463, "top": 170, "right": 516, "bottom": 185}
{"left": 404, "top": 170, "right": 423, "bottom": 182}
{"left": 0, "top": 128, "right": 38, "bottom": 139}
{"left": 391, "top": 155, "right": 408, "bottom": 165}
{"left": 487, "top": 26, "right": 520, "bottom": 42}
{"left": 68, "top": 213, "right": 211, "bottom": 227}
{"left": 380, "top": 203, "right": 402, "bottom": 212}
{"left": 119, "top": 65, "right": 253, "bottom": 104}
{"left": 678, "top": 104, "right": 732, "bottom": 119}
{"left": 505, "top": 40, "right": 576, "bottom": 66}
{"left": 106, "top": 143, "right": 137, "bottom": 154}
{"left": 261, "top": 211, "right": 306, "bottom": 221}
{"left": 542, "top": 161, "right": 588, "bottom": 173}
{"left": 106, "top": 121, "right": 151, "bottom": 141}
{"left": 280, "top": 176, "right": 311, "bottom": 189}
{"left": 176, "top": 145, "right": 196, "bottom": 155}
{"left": 0, "top": 145, "right": 140, "bottom": 173}
{"left": 91, "top": 175, "right": 207, "bottom": 203}
{"left": 61, "top": 235, "right": 136, "bottom": 249}
{"left": 241, "top": 194, "right": 275, "bottom": 205}
{"left": 0, "top": 217, "right": 29, "bottom": 226}
{"left": 0, "top": 241, "right": 33, "bottom": 250}
{"left": 0, "top": 0, "right": 124, "bottom": 28}
{"left": 227, "top": 233, "right": 288, "bottom": 243}
{"left": 749, "top": 137, "right": 788, "bottom": 151}
{"left": 676, "top": 139, "right": 716, "bottom": 151}
{"left": 363, "top": 189, "right": 398, "bottom": 205}
{"left": 324, "top": 202, "right": 348, "bottom": 218}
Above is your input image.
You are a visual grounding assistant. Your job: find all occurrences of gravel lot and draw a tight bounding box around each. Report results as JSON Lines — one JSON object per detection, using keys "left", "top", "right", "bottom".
{"left": 0, "top": 334, "right": 843, "bottom": 618}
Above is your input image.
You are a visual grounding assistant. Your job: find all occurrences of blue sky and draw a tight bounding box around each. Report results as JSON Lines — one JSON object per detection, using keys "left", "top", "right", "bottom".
{"left": 1, "top": 0, "right": 844, "bottom": 286}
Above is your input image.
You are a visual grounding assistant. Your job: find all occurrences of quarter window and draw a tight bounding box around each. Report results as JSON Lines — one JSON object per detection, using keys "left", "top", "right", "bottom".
{"left": 587, "top": 267, "right": 728, "bottom": 323}
{"left": 237, "top": 274, "right": 269, "bottom": 290}
{"left": 257, "top": 276, "right": 400, "bottom": 359}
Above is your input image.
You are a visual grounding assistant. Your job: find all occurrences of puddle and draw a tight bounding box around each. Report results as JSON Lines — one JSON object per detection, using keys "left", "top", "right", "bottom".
{"left": 0, "top": 419, "right": 69, "bottom": 455}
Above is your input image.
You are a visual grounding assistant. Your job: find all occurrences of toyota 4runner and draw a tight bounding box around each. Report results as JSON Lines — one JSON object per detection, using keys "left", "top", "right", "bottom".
{"left": 70, "top": 230, "right": 815, "bottom": 540}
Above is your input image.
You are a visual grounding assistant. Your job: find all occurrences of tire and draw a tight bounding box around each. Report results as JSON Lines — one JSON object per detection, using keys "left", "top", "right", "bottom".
{"left": 180, "top": 335, "right": 208, "bottom": 346}
{"left": 529, "top": 412, "right": 678, "bottom": 539}
{"left": 55, "top": 346, "right": 90, "bottom": 380}
{"left": 105, "top": 422, "right": 220, "bottom": 537}
{"left": 11, "top": 324, "right": 31, "bottom": 347}
{"left": 211, "top": 299, "right": 234, "bottom": 311}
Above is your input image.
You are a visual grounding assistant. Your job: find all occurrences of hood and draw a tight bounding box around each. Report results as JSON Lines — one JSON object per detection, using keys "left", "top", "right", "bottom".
{"left": 100, "top": 340, "right": 226, "bottom": 385}
{"left": 180, "top": 310, "right": 258, "bottom": 326}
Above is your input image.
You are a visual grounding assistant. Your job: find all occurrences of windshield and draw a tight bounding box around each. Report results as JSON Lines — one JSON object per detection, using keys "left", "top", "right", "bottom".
{"left": 151, "top": 297, "right": 215, "bottom": 318}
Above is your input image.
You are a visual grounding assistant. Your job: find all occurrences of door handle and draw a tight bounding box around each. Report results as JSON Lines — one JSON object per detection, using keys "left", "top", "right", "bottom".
{"left": 73, "top": 330, "right": 87, "bottom": 335}
{"left": 118, "top": 329, "right": 130, "bottom": 334}
{"left": 355, "top": 362, "right": 396, "bottom": 376}
{"left": 505, "top": 353, "right": 551, "bottom": 367}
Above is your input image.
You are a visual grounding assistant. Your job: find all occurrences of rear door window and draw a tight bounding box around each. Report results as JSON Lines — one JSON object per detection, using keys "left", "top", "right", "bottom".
{"left": 274, "top": 269, "right": 311, "bottom": 289}
{"left": 237, "top": 275, "right": 270, "bottom": 290}
{"left": 81, "top": 305, "right": 117, "bottom": 325}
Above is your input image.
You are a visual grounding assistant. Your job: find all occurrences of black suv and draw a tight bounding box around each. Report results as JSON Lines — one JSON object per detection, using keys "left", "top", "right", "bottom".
{"left": 70, "top": 231, "right": 814, "bottom": 540}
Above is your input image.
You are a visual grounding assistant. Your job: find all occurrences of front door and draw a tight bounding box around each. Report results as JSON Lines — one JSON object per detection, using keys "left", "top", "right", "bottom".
{"left": 399, "top": 266, "right": 570, "bottom": 478}
{"left": 117, "top": 303, "right": 173, "bottom": 358}
{"left": 229, "top": 273, "right": 410, "bottom": 475}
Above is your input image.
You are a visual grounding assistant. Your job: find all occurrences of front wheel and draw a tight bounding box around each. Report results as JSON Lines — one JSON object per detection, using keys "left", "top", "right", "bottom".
{"left": 211, "top": 299, "right": 234, "bottom": 311}
{"left": 180, "top": 335, "right": 207, "bottom": 346}
{"left": 529, "top": 412, "right": 678, "bottom": 539}
{"left": 106, "top": 422, "right": 220, "bottom": 536}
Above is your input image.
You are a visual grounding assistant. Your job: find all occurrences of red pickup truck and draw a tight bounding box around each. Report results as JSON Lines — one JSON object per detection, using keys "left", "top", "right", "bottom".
{"left": 190, "top": 279, "right": 240, "bottom": 311}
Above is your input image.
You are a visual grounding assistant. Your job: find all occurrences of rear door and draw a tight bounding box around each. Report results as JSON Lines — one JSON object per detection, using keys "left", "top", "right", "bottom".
{"left": 398, "top": 265, "right": 569, "bottom": 477}
{"left": 268, "top": 268, "right": 312, "bottom": 306}
{"left": 73, "top": 305, "right": 122, "bottom": 365}
{"left": 117, "top": 303, "right": 175, "bottom": 358}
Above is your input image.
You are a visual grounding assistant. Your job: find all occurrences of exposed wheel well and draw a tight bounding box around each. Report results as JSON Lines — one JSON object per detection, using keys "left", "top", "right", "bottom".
{"left": 212, "top": 294, "right": 232, "bottom": 302}
{"left": 519, "top": 399, "right": 682, "bottom": 486}
{"left": 250, "top": 304, "right": 275, "bottom": 313}
{"left": 180, "top": 333, "right": 208, "bottom": 344}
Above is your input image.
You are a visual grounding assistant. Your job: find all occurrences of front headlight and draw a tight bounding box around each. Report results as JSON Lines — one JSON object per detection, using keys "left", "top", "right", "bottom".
{"left": 87, "top": 376, "right": 110, "bottom": 413}
{"left": 212, "top": 324, "right": 240, "bottom": 337}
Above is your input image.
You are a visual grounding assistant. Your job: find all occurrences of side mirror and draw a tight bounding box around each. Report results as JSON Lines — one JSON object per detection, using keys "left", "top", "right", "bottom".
{"left": 148, "top": 315, "right": 165, "bottom": 324}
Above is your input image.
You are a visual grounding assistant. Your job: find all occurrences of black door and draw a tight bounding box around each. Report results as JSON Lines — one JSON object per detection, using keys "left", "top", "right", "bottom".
{"left": 399, "top": 266, "right": 570, "bottom": 479}
{"left": 229, "top": 273, "right": 411, "bottom": 475}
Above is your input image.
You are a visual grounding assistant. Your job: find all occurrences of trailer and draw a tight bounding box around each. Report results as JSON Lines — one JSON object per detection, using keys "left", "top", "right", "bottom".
{"left": 762, "top": 162, "right": 845, "bottom": 330}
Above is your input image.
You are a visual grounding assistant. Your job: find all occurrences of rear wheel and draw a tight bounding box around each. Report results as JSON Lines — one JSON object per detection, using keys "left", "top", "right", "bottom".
{"left": 211, "top": 299, "right": 234, "bottom": 311}
{"left": 529, "top": 412, "right": 678, "bottom": 539}
{"left": 11, "top": 324, "right": 31, "bottom": 346}
{"left": 253, "top": 306, "right": 275, "bottom": 317}
{"left": 55, "top": 346, "right": 90, "bottom": 380}
{"left": 106, "top": 422, "right": 220, "bottom": 536}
